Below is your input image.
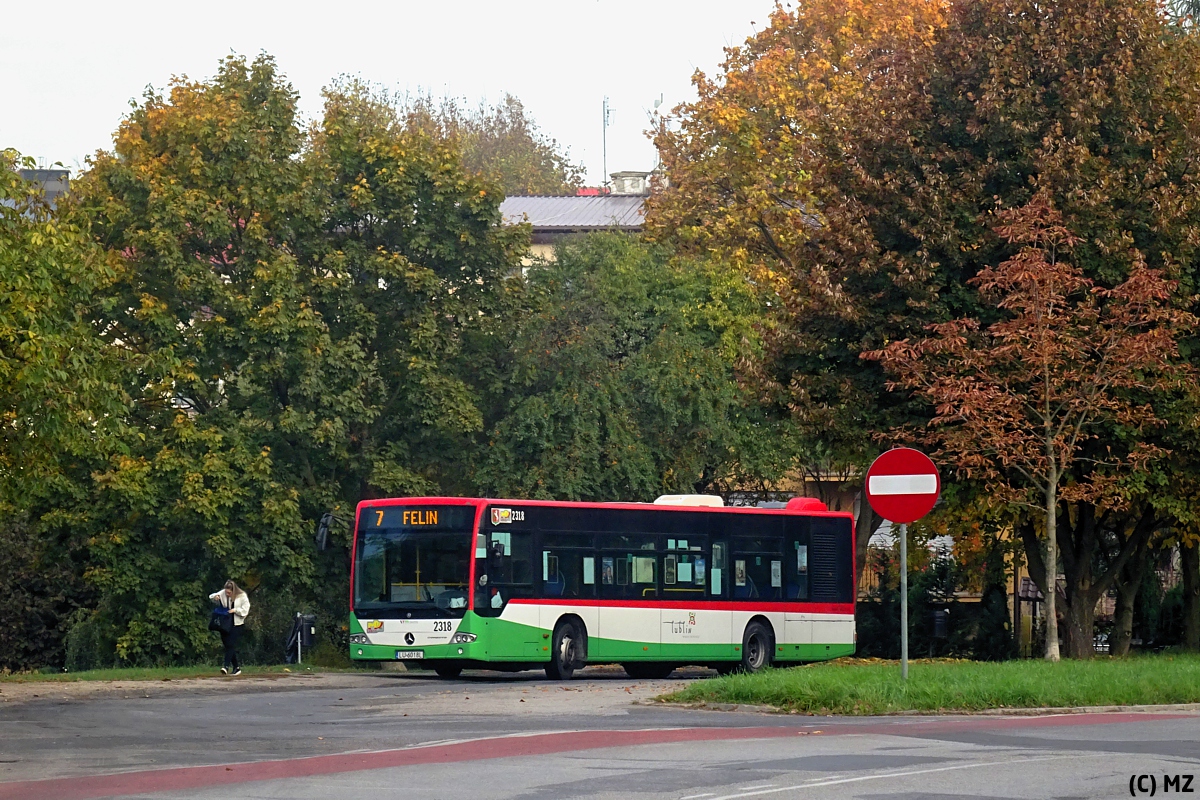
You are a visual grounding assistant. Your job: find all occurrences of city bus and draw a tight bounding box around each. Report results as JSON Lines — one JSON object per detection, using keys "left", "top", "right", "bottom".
{"left": 348, "top": 495, "right": 856, "bottom": 679}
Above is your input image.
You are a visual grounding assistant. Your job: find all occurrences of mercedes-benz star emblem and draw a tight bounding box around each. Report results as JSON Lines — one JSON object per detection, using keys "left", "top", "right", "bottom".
{"left": 404, "top": 632, "right": 415, "bottom": 645}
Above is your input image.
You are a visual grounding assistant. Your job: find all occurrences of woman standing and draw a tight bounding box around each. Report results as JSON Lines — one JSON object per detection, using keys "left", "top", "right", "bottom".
{"left": 209, "top": 580, "right": 251, "bottom": 675}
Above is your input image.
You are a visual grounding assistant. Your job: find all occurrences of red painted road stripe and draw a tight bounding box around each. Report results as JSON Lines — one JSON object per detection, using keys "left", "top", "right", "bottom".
{"left": 0, "top": 727, "right": 798, "bottom": 800}
{"left": 0, "top": 713, "right": 1187, "bottom": 800}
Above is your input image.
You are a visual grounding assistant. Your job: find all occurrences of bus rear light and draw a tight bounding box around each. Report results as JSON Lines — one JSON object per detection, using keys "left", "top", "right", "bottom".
{"left": 450, "top": 632, "right": 477, "bottom": 644}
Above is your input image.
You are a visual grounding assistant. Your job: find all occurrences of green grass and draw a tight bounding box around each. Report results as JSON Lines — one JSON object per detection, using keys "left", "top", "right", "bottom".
{"left": 0, "top": 664, "right": 372, "bottom": 683}
{"left": 661, "top": 656, "right": 1200, "bottom": 715}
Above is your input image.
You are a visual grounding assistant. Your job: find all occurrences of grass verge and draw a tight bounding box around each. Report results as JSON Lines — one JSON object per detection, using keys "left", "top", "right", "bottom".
{"left": 0, "top": 664, "right": 371, "bottom": 683}
{"left": 660, "top": 656, "right": 1200, "bottom": 715}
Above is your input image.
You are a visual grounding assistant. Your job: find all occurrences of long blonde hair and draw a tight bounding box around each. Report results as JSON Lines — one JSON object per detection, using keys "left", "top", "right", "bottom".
{"left": 224, "top": 580, "right": 245, "bottom": 598}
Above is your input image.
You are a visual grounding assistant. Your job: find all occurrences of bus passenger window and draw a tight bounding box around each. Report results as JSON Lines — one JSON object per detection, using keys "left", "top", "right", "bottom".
{"left": 600, "top": 553, "right": 657, "bottom": 598}
{"left": 540, "top": 549, "right": 593, "bottom": 598}
{"left": 633, "top": 556, "right": 655, "bottom": 584}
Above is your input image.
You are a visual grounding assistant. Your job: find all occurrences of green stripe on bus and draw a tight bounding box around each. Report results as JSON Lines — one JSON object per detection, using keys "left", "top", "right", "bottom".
{"left": 349, "top": 613, "right": 853, "bottom": 664}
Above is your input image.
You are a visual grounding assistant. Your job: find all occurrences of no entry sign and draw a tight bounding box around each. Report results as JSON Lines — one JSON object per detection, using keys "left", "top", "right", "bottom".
{"left": 865, "top": 447, "right": 941, "bottom": 524}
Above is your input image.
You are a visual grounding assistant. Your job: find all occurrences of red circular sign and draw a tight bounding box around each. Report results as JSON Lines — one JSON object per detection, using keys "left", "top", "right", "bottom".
{"left": 864, "top": 448, "right": 941, "bottom": 524}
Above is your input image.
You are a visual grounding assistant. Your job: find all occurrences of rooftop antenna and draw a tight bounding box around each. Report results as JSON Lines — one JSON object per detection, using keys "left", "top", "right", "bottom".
{"left": 602, "top": 96, "right": 615, "bottom": 192}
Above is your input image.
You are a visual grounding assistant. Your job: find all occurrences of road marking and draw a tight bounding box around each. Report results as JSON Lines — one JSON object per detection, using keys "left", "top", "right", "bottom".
{"left": 705, "top": 755, "right": 1092, "bottom": 800}
{"left": 737, "top": 784, "right": 777, "bottom": 791}
{"left": 868, "top": 474, "right": 938, "bottom": 495}
{"left": 0, "top": 714, "right": 1176, "bottom": 800}
{"left": 680, "top": 793, "right": 715, "bottom": 799}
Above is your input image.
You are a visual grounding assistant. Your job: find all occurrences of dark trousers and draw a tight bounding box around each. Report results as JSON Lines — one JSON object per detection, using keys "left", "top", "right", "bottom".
{"left": 220, "top": 625, "right": 242, "bottom": 670}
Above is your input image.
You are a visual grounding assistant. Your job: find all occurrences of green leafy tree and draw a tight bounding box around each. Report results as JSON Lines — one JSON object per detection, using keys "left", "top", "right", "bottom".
{"left": 400, "top": 91, "right": 584, "bottom": 195}
{"left": 66, "top": 56, "right": 526, "bottom": 664}
{"left": 0, "top": 154, "right": 124, "bottom": 669}
{"left": 308, "top": 80, "right": 530, "bottom": 498}
{"left": 472, "top": 233, "right": 771, "bottom": 501}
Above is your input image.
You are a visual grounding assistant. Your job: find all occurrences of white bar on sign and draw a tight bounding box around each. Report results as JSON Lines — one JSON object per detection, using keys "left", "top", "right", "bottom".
{"left": 868, "top": 474, "right": 938, "bottom": 495}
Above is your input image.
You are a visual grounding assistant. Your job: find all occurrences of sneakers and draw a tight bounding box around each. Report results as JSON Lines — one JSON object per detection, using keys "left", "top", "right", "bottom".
{"left": 232, "top": 669, "right": 242, "bottom": 676}
{"left": 220, "top": 667, "right": 228, "bottom": 675}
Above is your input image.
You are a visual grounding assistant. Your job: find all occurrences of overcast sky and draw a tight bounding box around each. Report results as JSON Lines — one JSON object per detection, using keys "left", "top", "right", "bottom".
{"left": 3, "top": 1, "right": 772, "bottom": 186}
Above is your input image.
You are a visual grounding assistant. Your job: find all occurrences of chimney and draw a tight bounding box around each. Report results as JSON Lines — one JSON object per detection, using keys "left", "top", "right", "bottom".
{"left": 608, "top": 170, "right": 652, "bottom": 196}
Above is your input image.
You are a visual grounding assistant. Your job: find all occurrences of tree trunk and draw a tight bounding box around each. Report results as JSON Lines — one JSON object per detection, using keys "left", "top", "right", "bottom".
{"left": 1111, "top": 536, "right": 1150, "bottom": 657}
{"left": 1183, "top": 544, "right": 1200, "bottom": 652}
{"left": 1062, "top": 588, "right": 1097, "bottom": 659}
{"left": 1044, "top": 480, "right": 1060, "bottom": 661}
{"left": 1112, "top": 580, "right": 1136, "bottom": 657}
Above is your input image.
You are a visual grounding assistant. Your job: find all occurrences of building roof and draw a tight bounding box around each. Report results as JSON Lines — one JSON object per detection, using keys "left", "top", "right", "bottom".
{"left": 499, "top": 195, "right": 645, "bottom": 232}
{"left": 18, "top": 169, "right": 70, "bottom": 204}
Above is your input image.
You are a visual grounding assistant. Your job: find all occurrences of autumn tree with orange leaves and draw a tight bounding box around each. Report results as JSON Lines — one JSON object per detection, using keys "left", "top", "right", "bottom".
{"left": 868, "top": 197, "right": 1195, "bottom": 660}
{"left": 650, "top": 0, "right": 1200, "bottom": 650}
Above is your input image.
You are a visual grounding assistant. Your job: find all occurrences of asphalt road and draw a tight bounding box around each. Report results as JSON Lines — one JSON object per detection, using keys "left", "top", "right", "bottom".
{"left": 0, "top": 665, "right": 1197, "bottom": 800}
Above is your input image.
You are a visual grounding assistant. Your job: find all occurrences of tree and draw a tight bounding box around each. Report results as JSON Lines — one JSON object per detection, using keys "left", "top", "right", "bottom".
{"left": 471, "top": 233, "right": 767, "bottom": 500}
{"left": 648, "top": 0, "right": 955, "bottom": 584}
{"left": 868, "top": 197, "right": 1195, "bottom": 660}
{"left": 400, "top": 91, "right": 584, "bottom": 195}
{"left": 66, "top": 56, "right": 526, "bottom": 664}
{"left": 308, "top": 80, "right": 528, "bottom": 499}
{"left": 0, "top": 154, "right": 124, "bottom": 668}
{"left": 650, "top": 0, "right": 1200, "bottom": 630}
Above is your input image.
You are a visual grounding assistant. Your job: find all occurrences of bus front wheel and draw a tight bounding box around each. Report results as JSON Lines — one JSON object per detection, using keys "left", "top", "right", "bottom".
{"left": 545, "top": 619, "right": 586, "bottom": 680}
{"left": 740, "top": 622, "right": 774, "bottom": 674}
{"left": 434, "top": 664, "right": 463, "bottom": 679}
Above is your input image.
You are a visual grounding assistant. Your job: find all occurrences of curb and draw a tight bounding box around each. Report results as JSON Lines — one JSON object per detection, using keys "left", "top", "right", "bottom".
{"left": 645, "top": 699, "right": 1200, "bottom": 716}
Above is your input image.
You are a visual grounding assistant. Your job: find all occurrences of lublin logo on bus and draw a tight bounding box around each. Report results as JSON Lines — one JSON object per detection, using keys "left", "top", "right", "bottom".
{"left": 491, "top": 508, "right": 525, "bottom": 524}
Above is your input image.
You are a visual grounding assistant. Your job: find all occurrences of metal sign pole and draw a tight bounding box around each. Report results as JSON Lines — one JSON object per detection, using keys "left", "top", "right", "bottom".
{"left": 900, "top": 522, "right": 908, "bottom": 681}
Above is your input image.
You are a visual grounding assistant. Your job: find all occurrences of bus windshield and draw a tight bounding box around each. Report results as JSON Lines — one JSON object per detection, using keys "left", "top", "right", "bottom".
{"left": 353, "top": 505, "right": 474, "bottom": 618}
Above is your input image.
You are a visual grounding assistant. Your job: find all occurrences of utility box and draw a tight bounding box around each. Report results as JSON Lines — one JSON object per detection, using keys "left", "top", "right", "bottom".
{"left": 932, "top": 609, "right": 949, "bottom": 639}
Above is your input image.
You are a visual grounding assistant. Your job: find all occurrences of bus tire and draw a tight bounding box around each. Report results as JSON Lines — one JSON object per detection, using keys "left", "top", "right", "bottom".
{"left": 622, "top": 662, "right": 676, "bottom": 680}
{"left": 545, "top": 619, "right": 586, "bottom": 680}
{"left": 434, "top": 664, "right": 463, "bottom": 679}
{"left": 740, "top": 621, "right": 774, "bottom": 674}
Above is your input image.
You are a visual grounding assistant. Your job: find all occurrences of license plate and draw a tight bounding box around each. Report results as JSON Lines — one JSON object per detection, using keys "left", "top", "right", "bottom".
{"left": 395, "top": 650, "right": 424, "bottom": 660}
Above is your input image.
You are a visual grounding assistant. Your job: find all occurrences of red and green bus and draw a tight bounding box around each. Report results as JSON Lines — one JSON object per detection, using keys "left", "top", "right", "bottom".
{"left": 348, "top": 496, "right": 856, "bottom": 679}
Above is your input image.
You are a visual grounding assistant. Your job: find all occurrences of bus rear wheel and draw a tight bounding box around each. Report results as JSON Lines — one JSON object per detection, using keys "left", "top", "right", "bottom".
{"left": 740, "top": 621, "right": 774, "bottom": 674}
{"left": 545, "top": 619, "right": 586, "bottom": 680}
{"left": 622, "top": 662, "right": 676, "bottom": 680}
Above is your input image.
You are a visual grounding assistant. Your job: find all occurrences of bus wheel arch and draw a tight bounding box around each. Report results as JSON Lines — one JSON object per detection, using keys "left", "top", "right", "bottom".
{"left": 740, "top": 617, "right": 775, "bottom": 674}
{"left": 545, "top": 615, "right": 588, "bottom": 680}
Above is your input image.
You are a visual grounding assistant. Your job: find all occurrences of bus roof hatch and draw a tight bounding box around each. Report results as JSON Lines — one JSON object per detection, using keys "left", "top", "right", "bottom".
{"left": 653, "top": 494, "right": 725, "bottom": 507}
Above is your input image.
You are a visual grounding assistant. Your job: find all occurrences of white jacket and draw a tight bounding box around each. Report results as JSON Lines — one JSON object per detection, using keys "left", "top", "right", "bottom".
{"left": 209, "top": 590, "right": 250, "bottom": 626}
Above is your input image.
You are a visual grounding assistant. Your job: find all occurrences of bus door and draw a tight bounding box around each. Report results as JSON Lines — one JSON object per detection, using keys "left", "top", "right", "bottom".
{"left": 474, "top": 528, "right": 539, "bottom": 660}
{"left": 662, "top": 536, "right": 724, "bottom": 659}
{"left": 596, "top": 534, "right": 660, "bottom": 658}
{"left": 784, "top": 522, "right": 813, "bottom": 651}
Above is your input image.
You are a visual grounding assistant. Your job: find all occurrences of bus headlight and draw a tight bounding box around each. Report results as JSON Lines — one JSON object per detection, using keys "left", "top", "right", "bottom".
{"left": 349, "top": 634, "right": 370, "bottom": 644}
{"left": 450, "top": 632, "right": 476, "bottom": 644}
